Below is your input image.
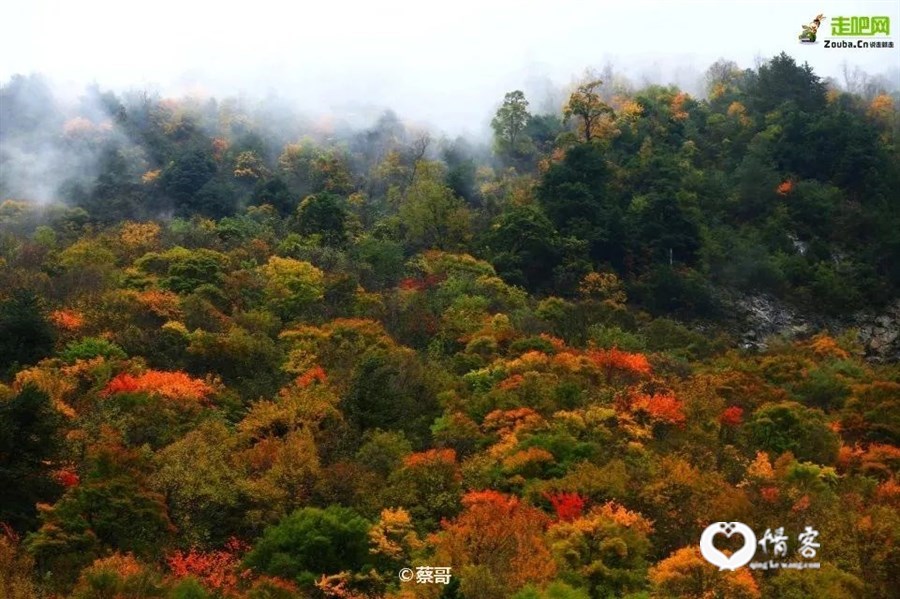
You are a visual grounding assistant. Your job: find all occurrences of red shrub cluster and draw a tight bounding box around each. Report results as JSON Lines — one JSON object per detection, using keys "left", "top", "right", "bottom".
{"left": 55, "top": 468, "right": 80, "bottom": 488}
{"left": 777, "top": 180, "right": 794, "bottom": 195}
{"left": 588, "top": 348, "right": 652, "bottom": 380}
{"left": 719, "top": 406, "right": 744, "bottom": 427}
{"left": 49, "top": 309, "right": 85, "bottom": 331}
{"left": 462, "top": 489, "right": 520, "bottom": 511}
{"left": 403, "top": 448, "right": 457, "bottom": 469}
{"left": 632, "top": 392, "right": 687, "bottom": 426}
{"left": 296, "top": 365, "right": 327, "bottom": 388}
{"left": 166, "top": 539, "right": 250, "bottom": 593}
{"left": 101, "top": 370, "right": 213, "bottom": 402}
{"left": 544, "top": 491, "right": 586, "bottom": 522}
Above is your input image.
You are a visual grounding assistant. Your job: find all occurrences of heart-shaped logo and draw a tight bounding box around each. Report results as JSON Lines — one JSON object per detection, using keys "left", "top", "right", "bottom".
{"left": 700, "top": 521, "right": 757, "bottom": 570}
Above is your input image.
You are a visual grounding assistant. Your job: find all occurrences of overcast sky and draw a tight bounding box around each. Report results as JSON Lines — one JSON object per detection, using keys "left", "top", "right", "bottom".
{"left": 1, "top": 0, "right": 898, "bottom": 133}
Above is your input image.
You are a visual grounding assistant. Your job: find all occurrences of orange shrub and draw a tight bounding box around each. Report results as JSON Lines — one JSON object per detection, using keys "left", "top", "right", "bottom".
{"left": 49, "top": 309, "right": 84, "bottom": 331}
{"left": 632, "top": 392, "right": 686, "bottom": 426}
{"left": 135, "top": 289, "right": 182, "bottom": 319}
{"left": 588, "top": 348, "right": 652, "bottom": 380}
{"left": 593, "top": 501, "right": 654, "bottom": 534}
{"left": 102, "top": 370, "right": 212, "bottom": 402}
{"left": 55, "top": 467, "right": 80, "bottom": 488}
{"left": 875, "top": 479, "right": 900, "bottom": 505}
{"left": 498, "top": 374, "right": 525, "bottom": 391}
{"left": 777, "top": 180, "right": 794, "bottom": 195}
{"left": 551, "top": 351, "right": 584, "bottom": 372}
{"left": 296, "top": 365, "right": 327, "bottom": 388}
{"left": 719, "top": 406, "right": 744, "bottom": 427}
{"left": 670, "top": 92, "right": 690, "bottom": 120}
{"left": 461, "top": 489, "right": 520, "bottom": 511}
{"left": 404, "top": 448, "right": 457, "bottom": 469}
{"left": 809, "top": 333, "right": 850, "bottom": 359}
{"left": 167, "top": 538, "right": 250, "bottom": 593}
{"left": 433, "top": 490, "right": 556, "bottom": 592}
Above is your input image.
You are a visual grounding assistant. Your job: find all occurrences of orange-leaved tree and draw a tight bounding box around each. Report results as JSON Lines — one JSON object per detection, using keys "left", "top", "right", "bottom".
{"left": 166, "top": 538, "right": 250, "bottom": 595}
{"left": 631, "top": 392, "right": 687, "bottom": 427}
{"left": 430, "top": 490, "right": 556, "bottom": 599}
{"left": 649, "top": 546, "right": 760, "bottom": 598}
{"left": 101, "top": 370, "right": 213, "bottom": 402}
{"left": 588, "top": 348, "right": 652, "bottom": 384}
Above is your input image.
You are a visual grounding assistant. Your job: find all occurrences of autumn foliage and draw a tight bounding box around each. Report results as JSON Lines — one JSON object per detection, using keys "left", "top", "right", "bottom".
{"left": 49, "top": 309, "right": 84, "bottom": 331}
{"left": 101, "top": 370, "right": 213, "bottom": 402}
{"left": 545, "top": 491, "right": 586, "bottom": 522}
{"left": 54, "top": 468, "right": 80, "bottom": 488}
{"left": 403, "top": 448, "right": 457, "bottom": 470}
{"left": 588, "top": 348, "right": 652, "bottom": 381}
{"left": 719, "top": 405, "right": 744, "bottom": 427}
{"left": 649, "top": 546, "right": 761, "bottom": 598}
{"left": 777, "top": 179, "right": 794, "bottom": 195}
{"left": 433, "top": 490, "right": 557, "bottom": 597}
{"left": 296, "top": 365, "right": 327, "bottom": 387}
{"left": 0, "top": 51, "right": 898, "bottom": 599}
{"left": 631, "top": 392, "right": 686, "bottom": 426}
{"left": 166, "top": 538, "right": 250, "bottom": 594}
{"left": 669, "top": 91, "right": 690, "bottom": 121}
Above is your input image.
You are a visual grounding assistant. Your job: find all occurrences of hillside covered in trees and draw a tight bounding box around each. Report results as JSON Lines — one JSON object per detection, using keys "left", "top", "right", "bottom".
{"left": 1, "top": 53, "right": 899, "bottom": 598}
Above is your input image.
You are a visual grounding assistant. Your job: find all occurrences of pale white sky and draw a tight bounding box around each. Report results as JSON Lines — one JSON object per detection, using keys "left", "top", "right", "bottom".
{"left": 1, "top": 0, "right": 898, "bottom": 132}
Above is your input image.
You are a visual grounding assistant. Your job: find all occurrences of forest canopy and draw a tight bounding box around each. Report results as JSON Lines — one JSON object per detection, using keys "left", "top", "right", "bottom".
{"left": 1, "top": 52, "right": 899, "bottom": 598}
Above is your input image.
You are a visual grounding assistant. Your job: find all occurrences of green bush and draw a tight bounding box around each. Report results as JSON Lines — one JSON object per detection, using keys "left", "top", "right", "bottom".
{"left": 243, "top": 506, "right": 371, "bottom": 586}
{"left": 745, "top": 401, "right": 840, "bottom": 464}
{"left": 513, "top": 582, "right": 591, "bottom": 599}
{"left": 587, "top": 325, "right": 646, "bottom": 352}
{"left": 629, "top": 266, "right": 718, "bottom": 318}
{"left": 61, "top": 337, "right": 126, "bottom": 362}
{"left": 642, "top": 318, "right": 714, "bottom": 360}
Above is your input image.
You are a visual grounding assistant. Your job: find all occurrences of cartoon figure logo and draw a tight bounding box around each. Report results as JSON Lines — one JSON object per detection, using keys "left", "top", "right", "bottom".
{"left": 700, "top": 522, "right": 758, "bottom": 571}
{"left": 799, "top": 13, "right": 826, "bottom": 43}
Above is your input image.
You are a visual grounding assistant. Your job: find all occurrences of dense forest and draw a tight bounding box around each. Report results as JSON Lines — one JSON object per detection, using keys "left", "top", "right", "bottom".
{"left": 0, "top": 53, "right": 899, "bottom": 598}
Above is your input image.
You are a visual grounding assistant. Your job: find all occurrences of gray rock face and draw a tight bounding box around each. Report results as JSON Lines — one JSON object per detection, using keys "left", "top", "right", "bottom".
{"left": 733, "top": 295, "right": 899, "bottom": 362}
{"left": 856, "top": 299, "right": 900, "bottom": 363}
{"left": 736, "top": 295, "right": 809, "bottom": 352}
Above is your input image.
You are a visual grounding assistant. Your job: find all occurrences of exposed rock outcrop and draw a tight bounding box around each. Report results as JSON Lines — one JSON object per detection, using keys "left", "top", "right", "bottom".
{"left": 855, "top": 299, "right": 900, "bottom": 363}
{"left": 731, "top": 295, "right": 899, "bottom": 362}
